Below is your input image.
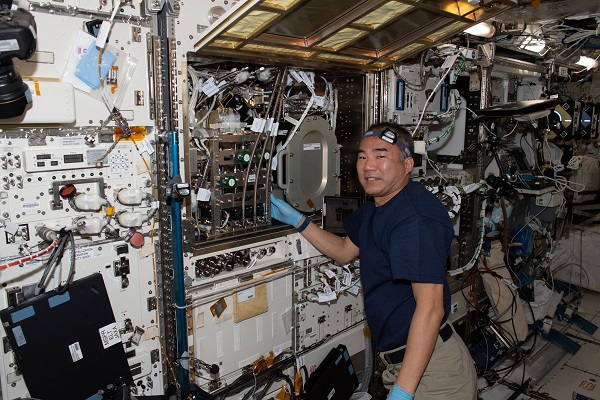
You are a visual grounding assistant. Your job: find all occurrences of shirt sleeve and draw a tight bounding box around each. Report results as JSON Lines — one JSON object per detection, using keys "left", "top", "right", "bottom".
{"left": 389, "top": 215, "right": 450, "bottom": 284}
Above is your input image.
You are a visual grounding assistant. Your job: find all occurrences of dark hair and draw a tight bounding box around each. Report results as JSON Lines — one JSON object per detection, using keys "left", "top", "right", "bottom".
{"left": 365, "top": 122, "right": 414, "bottom": 160}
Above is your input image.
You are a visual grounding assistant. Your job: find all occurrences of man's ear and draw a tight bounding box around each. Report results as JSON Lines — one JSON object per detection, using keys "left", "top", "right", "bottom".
{"left": 404, "top": 156, "right": 414, "bottom": 175}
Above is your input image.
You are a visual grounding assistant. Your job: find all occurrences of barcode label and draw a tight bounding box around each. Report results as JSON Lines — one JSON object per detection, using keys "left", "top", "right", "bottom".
{"left": 21, "top": 201, "right": 41, "bottom": 210}
{"left": 69, "top": 342, "right": 83, "bottom": 362}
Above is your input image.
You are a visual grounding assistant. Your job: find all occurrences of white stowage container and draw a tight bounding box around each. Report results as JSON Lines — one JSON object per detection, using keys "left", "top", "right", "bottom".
{"left": 552, "top": 227, "right": 600, "bottom": 292}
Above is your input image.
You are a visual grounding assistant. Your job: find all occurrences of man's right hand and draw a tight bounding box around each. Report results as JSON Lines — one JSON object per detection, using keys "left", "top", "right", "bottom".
{"left": 270, "top": 194, "right": 303, "bottom": 228}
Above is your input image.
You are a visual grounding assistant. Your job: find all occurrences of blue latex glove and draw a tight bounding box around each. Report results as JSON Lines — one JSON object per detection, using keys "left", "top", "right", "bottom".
{"left": 270, "top": 194, "right": 303, "bottom": 228}
{"left": 387, "top": 384, "right": 414, "bottom": 400}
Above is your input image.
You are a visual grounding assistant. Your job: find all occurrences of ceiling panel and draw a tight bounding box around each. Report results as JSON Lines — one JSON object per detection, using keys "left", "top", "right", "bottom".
{"left": 264, "top": 0, "right": 365, "bottom": 37}
{"left": 192, "top": 0, "right": 515, "bottom": 71}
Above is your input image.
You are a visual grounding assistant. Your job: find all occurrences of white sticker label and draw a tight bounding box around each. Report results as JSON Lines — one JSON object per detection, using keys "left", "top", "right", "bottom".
{"left": 303, "top": 143, "right": 321, "bottom": 151}
{"left": 69, "top": 342, "right": 83, "bottom": 362}
{"left": 327, "top": 388, "right": 336, "bottom": 400}
{"left": 271, "top": 156, "right": 278, "bottom": 170}
{"left": 60, "top": 136, "right": 87, "bottom": 147}
{"left": 138, "top": 138, "right": 155, "bottom": 155}
{"left": 201, "top": 77, "right": 226, "bottom": 97}
{"left": 343, "top": 272, "right": 352, "bottom": 286}
{"left": 318, "top": 292, "right": 337, "bottom": 303}
{"left": 273, "top": 345, "right": 282, "bottom": 357}
{"left": 197, "top": 188, "right": 211, "bottom": 201}
{"left": 67, "top": 246, "right": 95, "bottom": 261}
{"left": 251, "top": 118, "right": 266, "bottom": 133}
{"left": 248, "top": 174, "right": 256, "bottom": 183}
{"left": 314, "top": 96, "right": 324, "bottom": 108}
{"left": 237, "top": 287, "right": 256, "bottom": 303}
{"left": 347, "top": 284, "right": 360, "bottom": 296}
{"left": 265, "top": 118, "right": 274, "bottom": 132}
{"left": 441, "top": 54, "right": 458, "bottom": 69}
{"left": 99, "top": 322, "right": 121, "bottom": 349}
{"left": 270, "top": 122, "right": 279, "bottom": 137}
{"left": 21, "top": 201, "right": 41, "bottom": 210}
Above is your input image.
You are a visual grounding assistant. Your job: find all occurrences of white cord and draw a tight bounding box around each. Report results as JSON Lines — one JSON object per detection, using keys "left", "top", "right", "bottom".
{"left": 566, "top": 155, "right": 582, "bottom": 170}
{"left": 412, "top": 63, "right": 454, "bottom": 136}
{"left": 545, "top": 174, "right": 586, "bottom": 192}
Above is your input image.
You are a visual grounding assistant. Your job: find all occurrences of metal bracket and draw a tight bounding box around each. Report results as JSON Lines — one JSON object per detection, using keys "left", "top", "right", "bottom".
{"left": 51, "top": 178, "right": 105, "bottom": 211}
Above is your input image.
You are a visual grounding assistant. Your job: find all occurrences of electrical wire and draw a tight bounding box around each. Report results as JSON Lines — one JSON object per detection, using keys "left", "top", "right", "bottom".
{"left": 56, "top": 230, "right": 75, "bottom": 294}
{"left": 34, "top": 233, "right": 67, "bottom": 295}
{"left": 0, "top": 240, "right": 58, "bottom": 271}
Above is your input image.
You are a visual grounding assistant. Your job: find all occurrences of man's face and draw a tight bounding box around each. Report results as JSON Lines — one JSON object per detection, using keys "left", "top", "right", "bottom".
{"left": 357, "top": 136, "right": 414, "bottom": 206}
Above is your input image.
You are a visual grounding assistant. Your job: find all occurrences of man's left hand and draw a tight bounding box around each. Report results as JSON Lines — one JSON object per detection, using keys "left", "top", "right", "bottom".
{"left": 387, "top": 383, "right": 414, "bottom": 400}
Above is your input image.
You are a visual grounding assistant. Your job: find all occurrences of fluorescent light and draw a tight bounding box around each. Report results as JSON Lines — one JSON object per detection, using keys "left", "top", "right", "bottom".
{"left": 576, "top": 55, "right": 600, "bottom": 70}
{"left": 519, "top": 36, "right": 548, "bottom": 55}
{"left": 464, "top": 22, "right": 495, "bottom": 38}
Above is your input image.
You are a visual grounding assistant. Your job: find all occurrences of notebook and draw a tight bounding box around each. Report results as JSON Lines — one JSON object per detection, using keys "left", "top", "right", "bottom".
{"left": 0, "top": 273, "right": 133, "bottom": 400}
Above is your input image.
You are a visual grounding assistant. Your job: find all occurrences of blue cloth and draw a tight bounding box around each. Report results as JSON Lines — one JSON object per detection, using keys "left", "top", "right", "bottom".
{"left": 344, "top": 180, "right": 453, "bottom": 351}
{"left": 74, "top": 42, "right": 116, "bottom": 90}
{"left": 387, "top": 384, "right": 414, "bottom": 400}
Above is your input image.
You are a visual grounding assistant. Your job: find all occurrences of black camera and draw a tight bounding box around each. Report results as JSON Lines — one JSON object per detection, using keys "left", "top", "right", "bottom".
{"left": 0, "top": 7, "right": 37, "bottom": 119}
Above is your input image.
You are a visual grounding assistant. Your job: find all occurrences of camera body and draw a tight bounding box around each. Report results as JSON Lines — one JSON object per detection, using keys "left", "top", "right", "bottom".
{"left": 0, "top": 7, "right": 37, "bottom": 118}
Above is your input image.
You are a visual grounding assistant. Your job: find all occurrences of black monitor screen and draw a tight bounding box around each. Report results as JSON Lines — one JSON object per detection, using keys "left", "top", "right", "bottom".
{"left": 322, "top": 196, "right": 361, "bottom": 236}
{"left": 497, "top": 147, "right": 532, "bottom": 176}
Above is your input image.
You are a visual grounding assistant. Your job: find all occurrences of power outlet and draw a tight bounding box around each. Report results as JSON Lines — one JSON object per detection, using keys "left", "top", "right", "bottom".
{"left": 450, "top": 302, "right": 459, "bottom": 314}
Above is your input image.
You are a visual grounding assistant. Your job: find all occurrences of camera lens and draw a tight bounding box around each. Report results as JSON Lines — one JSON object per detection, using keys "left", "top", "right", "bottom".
{"left": 0, "top": 60, "right": 31, "bottom": 119}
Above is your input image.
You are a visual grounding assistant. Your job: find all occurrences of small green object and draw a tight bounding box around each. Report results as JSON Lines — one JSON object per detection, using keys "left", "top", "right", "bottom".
{"left": 221, "top": 176, "right": 237, "bottom": 188}
{"left": 236, "top": 151, "right": 251, "bottom": 164}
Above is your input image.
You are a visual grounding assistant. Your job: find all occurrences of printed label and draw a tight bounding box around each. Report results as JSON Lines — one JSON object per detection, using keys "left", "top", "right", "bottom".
{"left": 60, "top": 136, "right": 86, "bottom": 147}
{"left": 237, "top": 287, "right": 255, "bottom": 303}
{"left": 21, "top": 201, "right": 41, "bottom": 210}
{"left": 197, "top": 188, "right": 211, "bottom": 201}
{"left": 67, "top": 246, "right": 95, "bottom": 261}
{"left": 303, "top": 143, "right": 321, "bottom": 151}
{"left": 99, "top": 322, "right": 121, "bottom": 349}
{"left": 69, "top": 342, "right": 83, "bottom": 362}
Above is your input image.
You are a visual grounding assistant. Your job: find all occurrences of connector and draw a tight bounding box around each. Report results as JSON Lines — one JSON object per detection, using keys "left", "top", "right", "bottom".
{"left": 36, "top": 226, "right": 58, "bottom": 242}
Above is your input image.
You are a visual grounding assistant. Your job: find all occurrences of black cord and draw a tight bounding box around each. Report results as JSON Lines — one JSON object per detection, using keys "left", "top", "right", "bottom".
{"left": 36, "top": 231, "right": 69, "bottom": 294}
{"left": 56, "top": 230, "right": 75, "bottom": 293}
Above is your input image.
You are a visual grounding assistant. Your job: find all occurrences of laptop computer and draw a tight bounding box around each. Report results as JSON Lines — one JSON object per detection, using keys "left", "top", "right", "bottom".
{"left": 477, "top": 99, "right": 559, "bottom": 120}
{"left": 495, "top": 146, "right": 555, "bottom": 195}
{"left": 322, "top": 196, "right": 361, "bottom": 237}
{"left": 0, "top": 273, "right": 133, "bottom": 400}
{"left": 303, "top": 344, "right": 359, "bottom": 400}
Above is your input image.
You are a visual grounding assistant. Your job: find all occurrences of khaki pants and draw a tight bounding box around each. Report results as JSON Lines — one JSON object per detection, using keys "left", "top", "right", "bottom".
{"left": 381, "top": 325, "right": 477, "bottom": 400}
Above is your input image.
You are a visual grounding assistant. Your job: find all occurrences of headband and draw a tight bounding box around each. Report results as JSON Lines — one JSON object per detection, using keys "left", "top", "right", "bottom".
{"left": 363, "top": 127, "right": 412, "bottom": 158}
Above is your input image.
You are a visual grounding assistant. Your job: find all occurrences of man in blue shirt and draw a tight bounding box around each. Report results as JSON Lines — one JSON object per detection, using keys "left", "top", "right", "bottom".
{"left": 271, "top": 123, "right": 477, "bottom": 400}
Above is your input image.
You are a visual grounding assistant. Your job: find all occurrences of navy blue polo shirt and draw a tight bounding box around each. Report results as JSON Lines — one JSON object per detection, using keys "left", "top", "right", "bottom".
{"left": 344, "top": 180, "right": 454, "bottom": 351}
